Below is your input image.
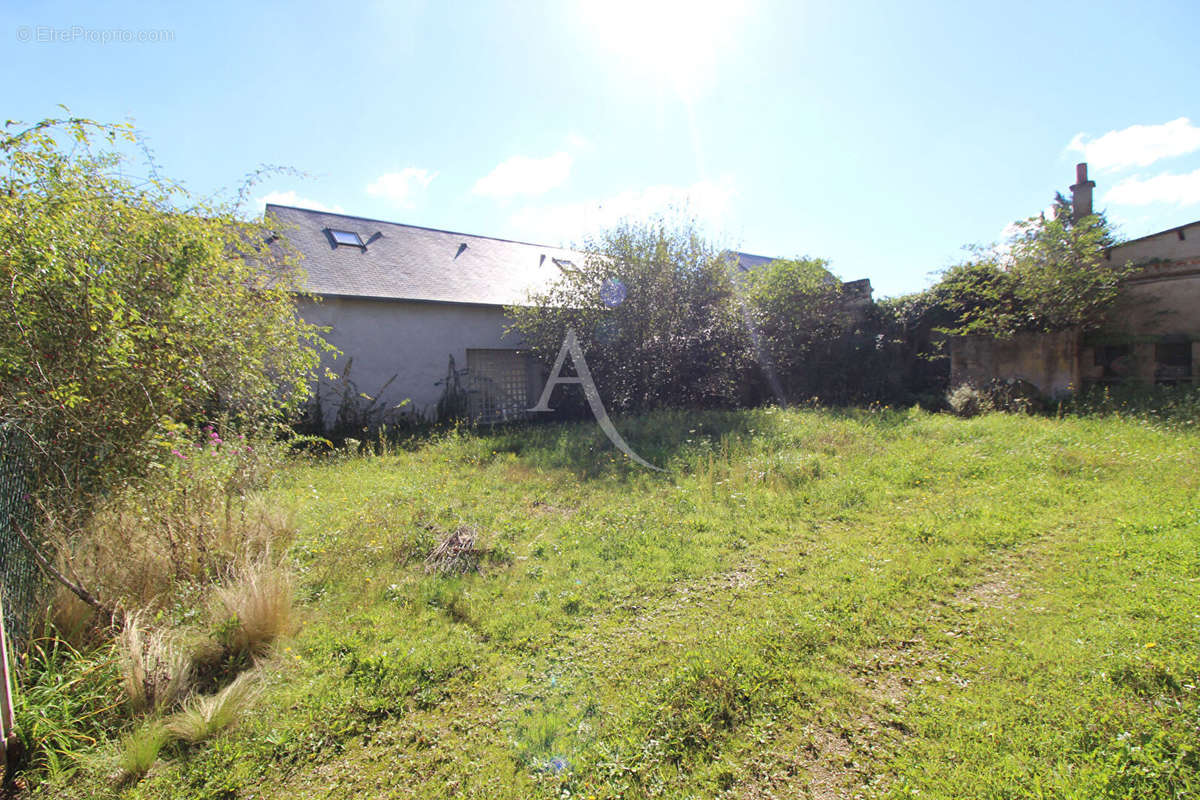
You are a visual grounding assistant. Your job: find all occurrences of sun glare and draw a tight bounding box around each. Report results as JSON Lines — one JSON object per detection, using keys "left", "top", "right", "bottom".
{"left": 580, "top": 0, "right": 747, "bottom": 99}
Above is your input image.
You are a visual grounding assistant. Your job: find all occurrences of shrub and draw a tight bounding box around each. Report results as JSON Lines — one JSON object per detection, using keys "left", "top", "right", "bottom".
{"left": 928, "top": 194, "right": 1131, "bottom": 338}
{"left": 507, "top": 215, "right": 750, "bottom": 413}
{"left": 0, "top": 117, "right": 329, "bottom": 520}
{"left": 740, "top": 257, "right": 885, "bottom": 404}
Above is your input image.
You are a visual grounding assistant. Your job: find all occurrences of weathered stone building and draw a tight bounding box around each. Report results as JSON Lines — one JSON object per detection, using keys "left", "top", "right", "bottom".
{"left": 950, "top": 164, "right": 1200, "bottom": 395}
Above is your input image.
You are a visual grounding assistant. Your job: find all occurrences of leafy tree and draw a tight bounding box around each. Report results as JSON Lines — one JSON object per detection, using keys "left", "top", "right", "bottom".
{"left": 740, "top": 257, "right": 858, "bottom": 403}
{"left": 0, "top": 117, "right": 327, "bottom": 514}
{"left": 507, "top": 217, "right": 749, "bottom": 413}
{"left": 931, "top": 195, "right": 1129, "bottom": 337}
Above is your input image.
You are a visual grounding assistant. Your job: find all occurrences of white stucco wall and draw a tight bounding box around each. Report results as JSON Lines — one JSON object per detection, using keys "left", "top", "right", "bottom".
{"left": 297, "top": 296, "right": 526, "bottom": 421}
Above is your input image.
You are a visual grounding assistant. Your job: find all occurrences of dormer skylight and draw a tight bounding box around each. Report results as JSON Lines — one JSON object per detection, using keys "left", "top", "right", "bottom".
{"left": 552, "top": 257, "right": 577, "bottom": 271}
{"left": 329, "top": 229, "right": 365, "bottom": 248}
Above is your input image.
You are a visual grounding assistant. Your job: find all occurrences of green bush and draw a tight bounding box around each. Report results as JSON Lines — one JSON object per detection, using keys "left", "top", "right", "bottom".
{"left": 507, "top": 216, "right": 750, "bottom": 413}
{"left": 0, "top": 117, "right": 329, "bottom": 517}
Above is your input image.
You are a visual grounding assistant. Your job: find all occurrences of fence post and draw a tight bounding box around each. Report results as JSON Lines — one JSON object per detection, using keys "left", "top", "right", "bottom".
{"left": 0, "top": 594, "right": 15, "bottom": 777}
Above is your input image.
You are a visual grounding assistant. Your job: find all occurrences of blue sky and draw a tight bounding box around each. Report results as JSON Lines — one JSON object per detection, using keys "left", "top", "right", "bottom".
{"left": 5, "top": 0, "right": 1199, "bottom": 296}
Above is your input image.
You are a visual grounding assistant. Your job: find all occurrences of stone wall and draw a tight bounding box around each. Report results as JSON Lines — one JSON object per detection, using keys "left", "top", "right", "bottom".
{"left": 950, "top": 330, "right": 1081, "bottom": 396}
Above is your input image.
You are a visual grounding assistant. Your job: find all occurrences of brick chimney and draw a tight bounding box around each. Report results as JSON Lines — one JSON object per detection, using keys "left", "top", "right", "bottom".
{"left": 1070, "top": 162, "right": 1095, "bottom": 221}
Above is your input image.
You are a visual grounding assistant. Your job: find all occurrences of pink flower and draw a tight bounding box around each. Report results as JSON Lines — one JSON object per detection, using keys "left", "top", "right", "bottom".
{"left": 171, "top": 449, "right": 187, "bottom": 460}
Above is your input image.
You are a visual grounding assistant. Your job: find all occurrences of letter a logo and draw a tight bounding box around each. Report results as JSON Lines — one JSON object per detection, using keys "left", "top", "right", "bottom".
{"left": 529, "top": 329, "right": 663, "bottom": 471}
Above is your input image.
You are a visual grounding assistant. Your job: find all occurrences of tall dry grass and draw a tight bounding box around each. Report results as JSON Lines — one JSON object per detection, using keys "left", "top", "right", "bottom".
{"left": 117, "top": 613, "right": 193, "bottom": 714}
{"left": 165, "top": 672, "right": 259, "bottom": 744}
{"left": 210, "top": 558, "right": 296, "bottom": 658}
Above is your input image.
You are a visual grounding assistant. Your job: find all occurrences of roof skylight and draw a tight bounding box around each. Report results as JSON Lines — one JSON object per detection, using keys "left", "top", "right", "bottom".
{"left": 329, "top": 229, "right": 365, "bottom": 248}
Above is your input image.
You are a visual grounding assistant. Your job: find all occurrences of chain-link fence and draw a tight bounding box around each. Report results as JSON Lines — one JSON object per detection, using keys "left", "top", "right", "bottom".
{"left": 0, "top": 426, "right": 41, "bottom": 649}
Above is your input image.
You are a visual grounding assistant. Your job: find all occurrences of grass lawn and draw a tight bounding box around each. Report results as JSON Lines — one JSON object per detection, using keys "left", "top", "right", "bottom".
{"left": 51, "top": 407, "right": 1199, "bottom": 799}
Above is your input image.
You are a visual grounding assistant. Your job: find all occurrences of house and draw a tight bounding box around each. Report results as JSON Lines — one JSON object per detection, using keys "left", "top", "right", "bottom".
{"left": 269, "top": 204, "right": 591, "bottom": 426}
{"left": 949, "top": 164, "right": 1200, "bottom": 395}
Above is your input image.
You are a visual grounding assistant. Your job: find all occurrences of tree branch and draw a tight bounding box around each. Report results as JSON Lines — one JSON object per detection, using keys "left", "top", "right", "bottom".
{"left": 10, "top": 518, "right": 119, "bottom": 626}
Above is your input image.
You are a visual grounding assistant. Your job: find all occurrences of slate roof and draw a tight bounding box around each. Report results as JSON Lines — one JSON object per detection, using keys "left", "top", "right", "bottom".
{"left": 268, "top": 204, "right": 864, "bottom": 305}
{"left": 729, "top": 251, "right": 776, "bottom": 271}
{"left": 268, "top": 204, "right": 591, "bottom": 306}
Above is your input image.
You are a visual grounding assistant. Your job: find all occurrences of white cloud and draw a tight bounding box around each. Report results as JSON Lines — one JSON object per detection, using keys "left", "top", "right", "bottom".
{"left": 509, "top": 178, "right": 737, "bottom": 244}
{"left": 1104, "top": 168, "right": 1200, "bottom": 207}
{"left": 1068, "top": 117, "right": 1200, "bottom": 171}
{"left": 365, "top": 168, "right": 437, "bottom": 207}
{"left": 255, "top": 190, "right": 344, "bottom": 214}
{"left": 472, "top": 152, "right": 573, "bottom": 198}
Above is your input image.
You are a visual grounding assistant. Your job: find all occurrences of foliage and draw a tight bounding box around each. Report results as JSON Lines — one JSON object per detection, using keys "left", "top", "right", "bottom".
{"left": 929, "top": 196, "right": 1130, "bottom": 338}
{"left": 740, "top": 257, "right": 892, "bottom": 404}
{"left": 873, "top": 290, "right": 952, "bottom": 404}
{"left": 10, "top": 637, "right": 125, "bottom": 780}
{"left": 509, "top": 218, "right": 950, "bottom": 411}
{"left": 118, "top": 612, "right": 192, "bottom": 713}
{"left": 115, "top": 721, "right": 170, "bottom": 782}
{"left": 0, "top": 116, "right": 328, "bottom": 515}
{"left": 9, "top": 426, "right": 299, "bottom": 791}
{"left": 507, "top": 216, "right": 750, "bottom": 413}
{"left": 1056, "top": 382, "right": 1200, "bottom": 430}
{"left": 295, "top": 357, "right": 414, "bottom": 441}
{"left": 51, "top": 421, "right": 293, "bottom": 612}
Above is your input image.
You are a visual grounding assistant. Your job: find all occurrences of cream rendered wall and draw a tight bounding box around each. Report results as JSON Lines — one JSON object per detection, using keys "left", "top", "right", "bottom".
{"left": 297, "top": 296, "right": 526, "bottom": 421}
{"left": 1106, "top": 223, "right": 1200, "bottom": 338}
{"left": 1107, "top": 222, "right": 1200, "bottom": 265}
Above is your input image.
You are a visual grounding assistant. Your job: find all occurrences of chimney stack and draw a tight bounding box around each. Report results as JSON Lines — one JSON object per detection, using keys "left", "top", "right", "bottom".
{"left": 1070, "top": 162, "right": 1095, "bottom": 221}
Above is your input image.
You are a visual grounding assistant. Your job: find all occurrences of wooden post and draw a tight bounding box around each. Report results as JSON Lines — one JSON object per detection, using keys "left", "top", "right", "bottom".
{"left": 0, "top": 594, "right": 16, "bottom": 777}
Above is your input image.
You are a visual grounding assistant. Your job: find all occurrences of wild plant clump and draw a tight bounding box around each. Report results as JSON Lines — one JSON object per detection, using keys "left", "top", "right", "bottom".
{"left": 424, "top": 526, "right": 483, "bottom": 575}
{"left": 947, "top": 384, "right": 993, "bottom": 418}
{"left": 947, "top": 378, "right": 1043, "bottom": 418}
{"left": 210, "top": 559, "right": 295, "bottom": 659}
{"left": 46, "top": 422, "right": 292, "bottom": 615}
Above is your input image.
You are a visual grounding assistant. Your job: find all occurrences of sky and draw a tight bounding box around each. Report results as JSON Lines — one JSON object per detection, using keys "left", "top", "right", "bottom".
{"left": 4, "top": 0, "right": 1200, "bottom": 297}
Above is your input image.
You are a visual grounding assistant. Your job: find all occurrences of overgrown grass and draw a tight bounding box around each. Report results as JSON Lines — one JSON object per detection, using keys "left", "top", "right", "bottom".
{"left": 16, "top": 406, "right": 1200, "bottom": 798}
{"left": 165, "top": 673, "right": 259, "bottom": 745}
{"left": 9, "top": 425, "right": 300, "bottom": 790}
